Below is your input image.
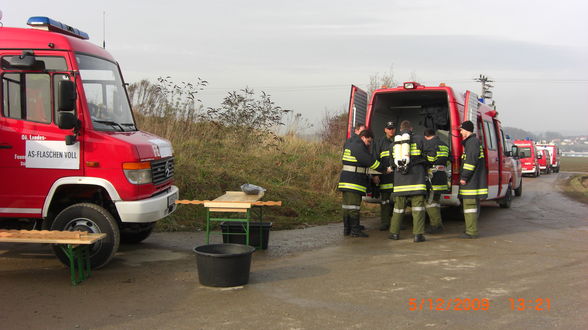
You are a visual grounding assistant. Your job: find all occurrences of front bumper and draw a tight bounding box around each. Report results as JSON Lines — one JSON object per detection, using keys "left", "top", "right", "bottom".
{"left": 115, "top": 185, "right": 179, "bottom": 223}
{"left": 522, "top": 167, "right": 536, "bottom": 174}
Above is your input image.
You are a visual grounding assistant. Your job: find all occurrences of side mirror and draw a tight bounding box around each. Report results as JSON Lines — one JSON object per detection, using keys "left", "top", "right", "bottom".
{"left": 58, "top": 80, "right": 76, "bottom": 111}
{"left": 511, "top": 146, "right": 519, "bottom": 158}
{"left": 537, "top": 154, "right": 542, "bottom": 159}
{"left": 57, "top": 112, "right": 78, "bottom": 130}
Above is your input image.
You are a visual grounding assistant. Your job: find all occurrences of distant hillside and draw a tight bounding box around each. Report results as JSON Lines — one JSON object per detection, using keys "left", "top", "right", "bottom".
{"left": 503, "top": 127, "right": 538, "bottom": 141}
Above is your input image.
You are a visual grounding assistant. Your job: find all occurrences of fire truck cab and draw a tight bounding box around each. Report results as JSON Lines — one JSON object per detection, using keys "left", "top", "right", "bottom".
{"left": 0, "top": 17, "right": 178, "bottom": 268}
{"left": 513, "top": 140, "right": 541, "bottom": 177}
{"left": 347, "top": 82, "right": 522, "bottom": 209}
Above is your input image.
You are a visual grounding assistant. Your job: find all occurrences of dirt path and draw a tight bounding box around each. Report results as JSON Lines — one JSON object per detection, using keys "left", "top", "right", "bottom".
{"left": 1, "top": 173, "right": 587, "bottom": 329}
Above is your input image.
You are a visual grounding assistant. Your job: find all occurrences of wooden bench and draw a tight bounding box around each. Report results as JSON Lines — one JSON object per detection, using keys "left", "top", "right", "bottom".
{"left": 176, "top": 191, "right": 281, "bottom": 248}
{"left": 0, "top": 229, "right": 107, "bottom": 285}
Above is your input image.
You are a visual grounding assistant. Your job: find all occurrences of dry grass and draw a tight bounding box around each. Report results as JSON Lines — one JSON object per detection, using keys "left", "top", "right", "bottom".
{"left": 560, "top": 157, "right": 588, "bottom": 173}
{"left": 136, "top": 115, "right": 343, "bottom": 231}
{"left": 559, "top": 174, "right": 588, "bottom": 205}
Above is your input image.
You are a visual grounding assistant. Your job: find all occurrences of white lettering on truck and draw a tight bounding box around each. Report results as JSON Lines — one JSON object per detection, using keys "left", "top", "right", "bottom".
{"left": 25, "top": 141, "right": 80, "bottom": 169}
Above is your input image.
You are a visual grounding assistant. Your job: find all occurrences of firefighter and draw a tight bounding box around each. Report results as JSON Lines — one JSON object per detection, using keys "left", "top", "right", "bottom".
{"left": 388, "top": 120, "right": 428, "bottom": 242}
{"left": 338, "top": 129, "right": 392, "bottom": 237}
{"left": 423, "top": 128, "right": 450, "bottom": 234}
{"left": 347, "top": 123, "right": 366, "bottom": 144}
{"left": 372, "top": 121, "right": 396, "bottom": 231}
{"left": 458, "top": 120, "right": 488, "bottom": 238}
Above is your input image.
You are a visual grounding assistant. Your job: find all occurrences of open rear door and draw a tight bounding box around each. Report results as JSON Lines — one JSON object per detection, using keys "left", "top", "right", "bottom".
{"left": 463, "top": 91, "right": 479, "bottom": 135}
{"left": 347, "top": 85, "right": 368, "bottom": 138}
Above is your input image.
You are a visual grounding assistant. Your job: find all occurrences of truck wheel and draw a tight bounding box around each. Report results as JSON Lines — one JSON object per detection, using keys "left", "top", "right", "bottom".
{"left": 51, "top": 203, "right": 120, "bottom": 269}
{"left": 498, "top": 184, "right": 513, "bottom": 208}
{"left": 514, "top": 179, "right": 523, "bottom": 197}
{"left": 120, "top": 222, "right": 155, "bottom": 244}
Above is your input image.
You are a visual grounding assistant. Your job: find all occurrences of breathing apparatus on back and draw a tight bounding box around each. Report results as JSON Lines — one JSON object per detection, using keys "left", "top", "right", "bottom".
{"left": 393, "top": 130, "right": 411, "bottom": 174}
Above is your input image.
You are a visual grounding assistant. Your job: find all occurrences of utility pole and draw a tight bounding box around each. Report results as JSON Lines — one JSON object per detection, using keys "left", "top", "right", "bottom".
{"left": 474, "top": 74, "right": 494, "bottom": 106}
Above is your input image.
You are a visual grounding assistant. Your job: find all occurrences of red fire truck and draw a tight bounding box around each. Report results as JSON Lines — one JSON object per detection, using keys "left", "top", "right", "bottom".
{"left": 0, "top": 17, "right": 178, "bottom": 268}
{"left": 347, "top": 82, "right": 522, "bottom": 209}
{"left": 513, "top": 140, "right": 541, "bottom": 177}
{"left": 537, "top": 148, "right": 552, "bottom": 174}
{"left": 536, "top": 143, "right": 561, "bottom": 173}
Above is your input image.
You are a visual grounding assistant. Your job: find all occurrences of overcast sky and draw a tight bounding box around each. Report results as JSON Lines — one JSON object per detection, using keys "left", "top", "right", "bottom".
{"left": 2, "top": 0, "right": 587, "bottom": 134}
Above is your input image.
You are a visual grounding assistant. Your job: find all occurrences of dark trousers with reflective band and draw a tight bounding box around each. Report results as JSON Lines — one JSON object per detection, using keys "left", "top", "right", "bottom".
{"left": 462, "top": 198, "right": 480, "bottom": 236}
{"left": 380, "top": 190, "right": 393, "bottom": 227}
{"left": 425, "top": 193, "right": 442, "bottom": 228}
{"left": 342, "top": 191, "right": 362, "bottom": 230}
{"left": 390, "top": 195, "right": 426, "bottom": 235}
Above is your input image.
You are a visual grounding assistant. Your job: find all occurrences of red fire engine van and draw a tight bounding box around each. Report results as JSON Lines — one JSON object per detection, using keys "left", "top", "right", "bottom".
{"left": 0, "top": 17, "right": 178, "bottom": 268}
{"left": 347, "top": 82, "right": 522, "bottom": 209}
{"left": 513, "top": 140, "right": 541, "bottom": 177}
{"left": 536, "top": 143, "right": 560, "bottom": 173}
{"left": 537, "top": 148, "right": 552, "bottom": 174}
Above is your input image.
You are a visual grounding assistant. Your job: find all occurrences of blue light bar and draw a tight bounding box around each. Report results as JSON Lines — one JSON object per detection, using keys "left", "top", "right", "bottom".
{"left": 27, "top": 16, "right": 89, "bottom": 40}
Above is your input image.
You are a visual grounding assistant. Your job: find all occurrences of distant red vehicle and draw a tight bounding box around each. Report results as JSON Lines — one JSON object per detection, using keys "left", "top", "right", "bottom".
{"left": 537, "top": 144, "right": 561, "bottom": 173}
{"left": 537, "top": 149, "right": 552, "bottom": 174}
{"left": 513, "top": 140, "right": 541, "bottom": 177}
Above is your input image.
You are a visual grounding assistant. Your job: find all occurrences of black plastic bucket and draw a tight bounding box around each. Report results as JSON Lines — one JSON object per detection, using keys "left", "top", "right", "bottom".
{"left": 193, "top": 243, "right": 256, "bottom": 287}
{"left": 220, "top": 221, "right": 272, "bottom": 249}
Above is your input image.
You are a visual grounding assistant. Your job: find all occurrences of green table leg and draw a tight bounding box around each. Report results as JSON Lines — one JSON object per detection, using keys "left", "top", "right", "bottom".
{"left": 61, "top": 244, "right": 92, "bottom": 286}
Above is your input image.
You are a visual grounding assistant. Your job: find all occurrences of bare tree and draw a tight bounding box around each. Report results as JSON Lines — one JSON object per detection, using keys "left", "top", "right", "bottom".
{"left": 367, "top": 67, "right": 397, "bottom": 97}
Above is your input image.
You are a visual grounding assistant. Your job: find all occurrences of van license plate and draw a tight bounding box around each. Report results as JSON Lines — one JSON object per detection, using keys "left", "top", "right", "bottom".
{"left": 168, "top": 192, "right": 178, "bottom": 207}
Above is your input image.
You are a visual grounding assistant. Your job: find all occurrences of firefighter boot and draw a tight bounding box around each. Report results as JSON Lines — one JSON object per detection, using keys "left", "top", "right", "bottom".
{"left": 350, "top": 215, "right": 368, "bottom": 238}
{"left": 343, "top": 215, "right": 351, "bottom": 236}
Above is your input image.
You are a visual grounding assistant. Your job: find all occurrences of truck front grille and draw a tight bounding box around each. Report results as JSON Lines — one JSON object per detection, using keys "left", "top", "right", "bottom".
{"left": 151, "top": 157, "right": 174, "bottom": 185}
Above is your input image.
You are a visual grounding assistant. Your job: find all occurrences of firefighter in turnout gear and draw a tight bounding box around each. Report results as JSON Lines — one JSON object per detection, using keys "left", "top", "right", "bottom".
{"left": 338, "top": 129, "right": 392, "bottom": 237}
{"left": 423, "top": 128, "right": 450, "bottom": 234}
{"left": 372, "top": 121, "right": 396, "bottom": 231}
{"left": 388, "top": 120, "right": 428, "bottom": 242}
{"left": 458, "top": 120, "right": 488, "bottom": 238}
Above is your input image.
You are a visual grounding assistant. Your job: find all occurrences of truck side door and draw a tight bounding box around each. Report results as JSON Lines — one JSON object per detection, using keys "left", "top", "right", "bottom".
{"left": 0, "top": 53, "right": 82, "bottom": 218}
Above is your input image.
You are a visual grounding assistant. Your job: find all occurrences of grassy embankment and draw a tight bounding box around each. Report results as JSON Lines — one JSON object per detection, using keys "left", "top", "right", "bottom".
{"left": 136, "top": 116, "right": 343, "bottom": 231}
{"left": 559, "top": 157, "right": 588, "bottom": 204}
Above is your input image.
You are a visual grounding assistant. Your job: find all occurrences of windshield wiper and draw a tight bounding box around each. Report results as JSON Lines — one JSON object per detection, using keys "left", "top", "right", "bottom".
{"left": 120, "top": 123, "right": 137, "bottom": 130}
{"left": 93, "top": 120, "right": 125, "bottom": 132}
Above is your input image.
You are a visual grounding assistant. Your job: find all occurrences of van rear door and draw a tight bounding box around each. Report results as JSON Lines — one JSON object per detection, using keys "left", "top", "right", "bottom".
{"left": 463, "top": 91, "right": 479, "bottom": 135}
{"left": 347, "top": 85, "right": 368, "bottom": 138}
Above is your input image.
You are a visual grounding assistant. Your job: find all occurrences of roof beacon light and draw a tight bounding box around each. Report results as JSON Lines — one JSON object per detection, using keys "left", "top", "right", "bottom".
{"left": 403, "top": 82, "right": 420, "bottom": 89}
{"left": 27, "top": 16, "right": 89, "bottom": 40}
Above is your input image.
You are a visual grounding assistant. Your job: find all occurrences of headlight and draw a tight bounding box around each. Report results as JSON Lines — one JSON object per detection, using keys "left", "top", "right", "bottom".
{"left": 123, "top": 162, "right": 152, "bottom": 184}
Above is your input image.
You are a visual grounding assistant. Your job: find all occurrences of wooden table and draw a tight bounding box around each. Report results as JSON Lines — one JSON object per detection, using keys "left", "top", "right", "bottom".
{"left": 176, "top": 191, "right": 281, "bottom": 248}
{"left": 0, "top": 230, "right": 107, "bottom": 285}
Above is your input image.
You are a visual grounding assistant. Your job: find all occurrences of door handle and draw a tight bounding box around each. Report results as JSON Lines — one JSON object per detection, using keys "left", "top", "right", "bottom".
{"left": 0, "top": 144, "right": 12, "bottom": 149}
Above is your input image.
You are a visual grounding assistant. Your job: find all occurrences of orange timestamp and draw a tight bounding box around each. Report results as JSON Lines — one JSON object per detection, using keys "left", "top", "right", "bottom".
{"left": 409, "top": 298, "right": 552, "bottom": 311}
{"left": 409, "top": 298, "right": 490, "bottom": 311}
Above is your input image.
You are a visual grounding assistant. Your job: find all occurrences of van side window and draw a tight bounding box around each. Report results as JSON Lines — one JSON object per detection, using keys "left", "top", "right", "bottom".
{"left": 499, "top": 128, "right": 508, "bottom": 155}
{"left": 2, "top": 73, "right": 52, "bottom": 123}
{"left": 484, "top": 121, "right": 497, "bottom": 150}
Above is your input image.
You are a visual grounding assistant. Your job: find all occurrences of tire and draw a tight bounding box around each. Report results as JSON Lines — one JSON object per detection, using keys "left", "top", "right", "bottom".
{"left": 51, "top": 203, "right": 120, "bottom": 269}
{"left": 120, "top": 222, "right": 155, "bottom": 244}
{"left": 514, "top": 179, "right": 523, "bottom": 197}
{"left": 498, "top": 183, "right": 513, "bottom": 208}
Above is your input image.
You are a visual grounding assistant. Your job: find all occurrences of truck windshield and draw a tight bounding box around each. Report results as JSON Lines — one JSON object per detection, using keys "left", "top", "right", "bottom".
{"left": 76, "top": 54, "right": 136, "bottom": 132}
{"left": 518, "top": 147, "right": 532, "bottom": 159}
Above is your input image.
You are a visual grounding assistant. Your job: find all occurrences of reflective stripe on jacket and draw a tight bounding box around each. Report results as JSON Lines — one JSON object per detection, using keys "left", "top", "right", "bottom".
{"left": 373, "top": 135, "right": 394, "bottom": 191}
{"left": 423, "top": 136, "right": 450, "bottom": 192}
{"left": 459, "top": 134, "right": 488, "bottom": 199}
{"left": 339, "top": 138, "right": 388, "bottom": 195}
{"left": 390, "top": 132, "right": 427, "bottom": 196}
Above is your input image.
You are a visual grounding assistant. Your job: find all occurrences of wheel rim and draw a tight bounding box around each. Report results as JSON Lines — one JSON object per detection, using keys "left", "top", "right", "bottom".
{"left": 63, "top": 217, "right": 103, "bottom": 255}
